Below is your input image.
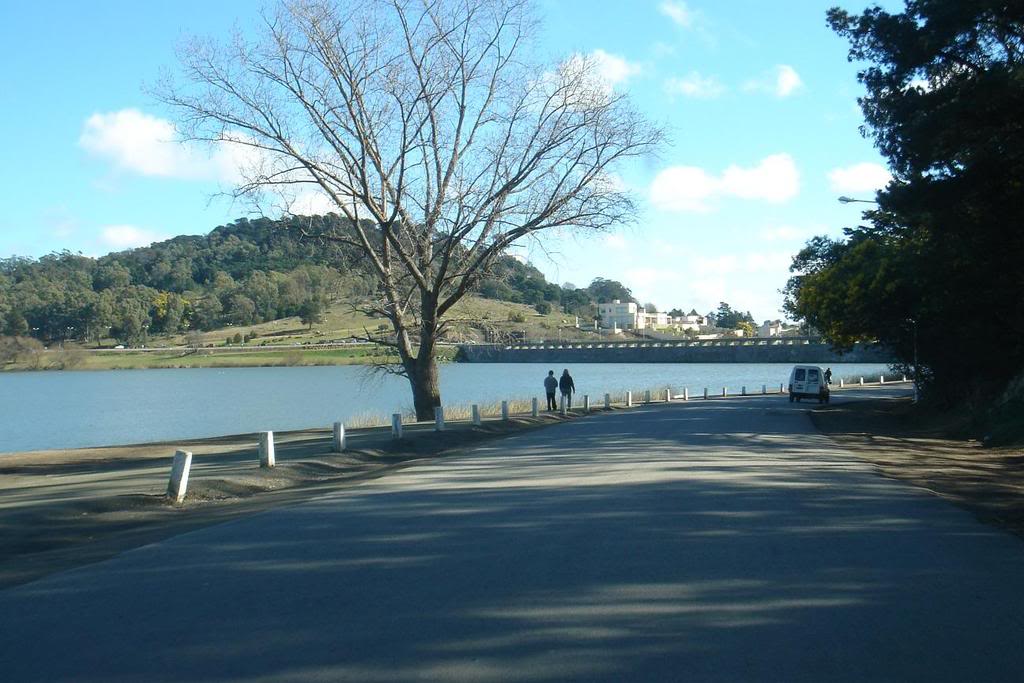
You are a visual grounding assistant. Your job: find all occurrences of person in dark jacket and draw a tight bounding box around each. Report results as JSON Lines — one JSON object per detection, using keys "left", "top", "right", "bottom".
{"left": 543, "top": 370, "right": 558, "bottom": 410}
{"left": 559, "top": 369, "right": 576, "bottom": 409}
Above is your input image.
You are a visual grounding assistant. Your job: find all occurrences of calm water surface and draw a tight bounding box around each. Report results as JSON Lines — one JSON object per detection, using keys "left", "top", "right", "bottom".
{"left": 0, "top": 362, "right": 891, "bottom": 453}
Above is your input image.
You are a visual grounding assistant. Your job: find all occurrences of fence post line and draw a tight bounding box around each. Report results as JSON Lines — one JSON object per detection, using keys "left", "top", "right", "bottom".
{"left": 860, "top": 377, "right": 864, "bottom": 385}
{"left": 880, "top": 375, "right": 885, "bottom": 384}
{"left": 626, "top": 391, "right": 633, "bottom": 407}
{"left": 471, "top": 404, "right": 481, "bottom": 426}
{"left": 259, "top": 431, "right": 275, "bottom": 468}
{"left": 332, "top": 422, "right": 346, "bottom": 452}
{"left": 840, "top": 378, "right": 845, "bottom": 388}
{"left": 722, "top": 387, "right": 728, "bottom": 398}
{"left": 742, "top": 386, "right": 747, "bottom": 396}
{"left": 434, "top": 406, "right": 445, "bottom": 431}
{"left": 391, "top": 413, "right": 403, "bottom": 439}
{"left": 604, "top": 393, "right": 611, "bottom": 409}
{"left": 703, "top": 387, "right": 709, "bottom": 400}
{"left": 665, "top": 388, "right": 672, "bottom": 402}
{"left": 683, "top": 387, "right": 689, "bottom": 401}
{"left": 644, "top": 390, "right": 651, "bottom": 404}
{"left": 583, "top": 395, "right": 590, "bottom": 412}
{"left": 531, "top": 397, "right": 539, "bottom": 418}
{"left": 501, "top": 400, "right": 509, "bottom": 421}
{"left": 167, "top": 449, "right": 193, "bottom": 503}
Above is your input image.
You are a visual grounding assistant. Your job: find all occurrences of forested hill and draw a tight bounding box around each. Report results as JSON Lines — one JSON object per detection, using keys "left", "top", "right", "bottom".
{"left": 0, "top": 216, "right": 637, "bottom": 344}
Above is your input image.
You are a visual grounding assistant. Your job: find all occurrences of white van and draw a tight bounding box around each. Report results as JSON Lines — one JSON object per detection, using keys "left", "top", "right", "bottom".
{"left": 788, "top": 365, "right": 830, "bottom": 403}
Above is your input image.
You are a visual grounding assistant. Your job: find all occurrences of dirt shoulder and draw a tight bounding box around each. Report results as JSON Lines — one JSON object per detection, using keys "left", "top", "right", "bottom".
{"left": 0, "top": 411, "right": 584, "bottom": 589}
{"left": 811, "top": 396, "right": 1024, "bottom": 539}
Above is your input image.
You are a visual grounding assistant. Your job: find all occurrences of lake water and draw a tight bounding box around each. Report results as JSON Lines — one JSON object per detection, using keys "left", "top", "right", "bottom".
{"left": 0, "top": 362, "right": 892, "bottom": 453}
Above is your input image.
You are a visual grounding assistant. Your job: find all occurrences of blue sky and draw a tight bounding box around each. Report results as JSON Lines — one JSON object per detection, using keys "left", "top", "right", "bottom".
{"left": 1, "top": 0, "right": 899, "bottom": 321}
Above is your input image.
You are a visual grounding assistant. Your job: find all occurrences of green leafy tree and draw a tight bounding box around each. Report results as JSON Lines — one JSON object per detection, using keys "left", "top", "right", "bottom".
{"left": 787, "top": 1, "right": 1024, "bottom": 401}
{"left": 297, "top": 298, "right": 325, "bottom": 330}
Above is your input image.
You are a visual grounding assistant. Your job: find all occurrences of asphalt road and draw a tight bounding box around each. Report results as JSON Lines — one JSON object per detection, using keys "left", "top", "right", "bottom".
{"left": 3, "top": 387, "right": 1023, "bottom": 682}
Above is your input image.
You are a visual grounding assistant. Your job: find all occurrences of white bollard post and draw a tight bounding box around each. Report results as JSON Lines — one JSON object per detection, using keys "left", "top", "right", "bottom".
{"left": 860, "top": 377, "right": 864, "bottom": 386}
{"left": 779, "top": 383, "right": 784, "bottom": 394}
{"left": 642, "top": 390, "right": 650, "bottom": 404}
{"left": 332, "top": 422, "right": 346, "bottom": 452}
{"left": 626, "top": 391, "right": 633, "bottom": 407}
{"left": 434, "top": 406, "right": 445, "bottom": 431}
{"left": 665, "top": 388, "right": 672, "bottom": 402}
{"left": 722, "top": 387, "right": 728, "bottom": 397}
{"left": 902, "top": 375, "right": 907, "bottom": 382}
{"left": 703, "top": 387, "right": 709, "bottom": 400}
{"left": 840, "top": 378, "right": 845, "bottom": 388}
{"left": 880, "top": 375, "right": 885, "bottom": 384}
{"left": 531, "top": 397, "right": 539, "bottom": 418}
{"left": 742, "top": 386, "right": 747, "bottom": 396}
{"left": 762, "top": 384, "right": 767, "bottom": 395}
{"left": 392, "top": 413, "right": 403, "bottom": 439}
{"left": 167, "top": 449, "right": 192, "bottom": 503}
{"left": 604, "top": 393, "right": 611, "bottom": 409}
{"left": 683, "top": 387, "right": 689, "bottom": 401}
{"left": 583, "top": 395, "right": 590, "bottom": 412}
{"left": 560, "top": 394, "right": 567, "bottom": 416}
{"left": 472, "top": 404, "right": 481, "bottom": 426}
{"left": 501, "top": 400, "right": 509, "bottom": 421}
{"left": 259, "top": 431, "right": 275, "bottom": 468}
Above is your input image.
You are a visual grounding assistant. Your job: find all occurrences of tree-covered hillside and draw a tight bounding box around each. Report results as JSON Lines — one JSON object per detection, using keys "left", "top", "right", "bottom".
{"left": 0, "top": 216, "right": 637, "bottom": 345}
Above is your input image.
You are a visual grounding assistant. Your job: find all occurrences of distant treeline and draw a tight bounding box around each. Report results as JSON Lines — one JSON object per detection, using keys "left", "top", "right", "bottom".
{"left": 0, "top": 215, "right": 638, "bottom": 345}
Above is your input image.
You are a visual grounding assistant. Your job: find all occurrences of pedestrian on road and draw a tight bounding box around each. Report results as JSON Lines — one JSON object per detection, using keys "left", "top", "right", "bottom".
{"left": 544, "top": 370, "right": 558, "bottom": 411}
{"left": 559, "top": 369, "right": 576, "bottom": 409}
{"left": 824, "top": 367, "right": 833, "bottom": 385}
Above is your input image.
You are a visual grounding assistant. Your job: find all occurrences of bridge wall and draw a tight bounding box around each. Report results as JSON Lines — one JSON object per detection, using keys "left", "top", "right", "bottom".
{"left": 457, "top": 340, "right": 895, "bottom": 364}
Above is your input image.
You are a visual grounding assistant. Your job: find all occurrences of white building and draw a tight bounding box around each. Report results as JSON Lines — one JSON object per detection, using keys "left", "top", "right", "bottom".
{"left": 597, "top": 300, "right": 644, "bottom": 330}
{"left": 759, "top": 320, "right": 784, "bottom": 337}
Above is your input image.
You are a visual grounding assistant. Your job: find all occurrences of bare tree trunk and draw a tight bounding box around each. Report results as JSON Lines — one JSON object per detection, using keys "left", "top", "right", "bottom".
{"left": 408, "top": 355, "right": 441, "bottom": 422}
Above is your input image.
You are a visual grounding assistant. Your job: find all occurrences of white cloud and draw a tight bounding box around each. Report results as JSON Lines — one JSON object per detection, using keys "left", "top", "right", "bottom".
{"left": 744, "top": 65, "right": 804, "bottom": 98}
{"left": 650, "top": 153, "right": 800, "bottom": 213}
{"left": 589, "top": 49, "right": 642, "bottom": 87}
{"left": 659, "top": 1, "right": 694, "bottom": 28}
{"left": 603, "top": 234, "right": 628, "bottom": 249}
{"left": 664, "top": 71, "right": 725, "bottom": 99}
{"left": 828, "top": 162, "right": 892, "bottom": 193}
{"left": 99, "top": 225, "right": 167, "bottom": 250}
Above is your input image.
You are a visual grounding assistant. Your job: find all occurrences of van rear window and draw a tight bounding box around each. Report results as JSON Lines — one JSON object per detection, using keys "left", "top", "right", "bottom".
{"left": 808, "top": 369, "right": 819, "bottom": 380}
{"left": 795, "top": 369, "right": 806, "bottom": 381}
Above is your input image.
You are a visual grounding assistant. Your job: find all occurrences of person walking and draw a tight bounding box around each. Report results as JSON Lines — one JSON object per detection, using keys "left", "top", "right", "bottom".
{"left": 544, "top": 370, "right": 558, "bottom": 411}
{"left": 824, "top": 367, "right": 833, "bottom": 385}
{"left": 559, "top": 368, "right": 576, "bottom": 409}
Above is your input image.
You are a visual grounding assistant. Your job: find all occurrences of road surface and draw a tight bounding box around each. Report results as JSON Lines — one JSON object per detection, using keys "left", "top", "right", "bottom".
{"left": 2, "top": 387, "right": 1023, "bottom": 682}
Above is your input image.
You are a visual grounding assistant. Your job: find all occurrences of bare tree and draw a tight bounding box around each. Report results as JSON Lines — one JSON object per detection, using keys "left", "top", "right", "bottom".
{"left": 157, "top": 0, "right": 663, "bottom": 419}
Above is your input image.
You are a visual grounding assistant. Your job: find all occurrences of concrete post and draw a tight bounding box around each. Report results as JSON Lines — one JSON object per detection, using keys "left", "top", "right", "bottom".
{"left": 880, "top": 375, "right": 885, "bottom": 384}
{"left": 779, "top": 383, "right": 784, "bottom": 394}
{"left": 501, "top": 400, "right": 509, "bottom": 421}
{"left": 902, "top": 375, "right": 907, "bottom": 382}
{"left": 683, "top": 388, "right": 689, "bottom": 401}
{"left": 722, "top": 387, "right": 728, "bottom": 397}
{"left": 860, "top": 377, "right": 864, "bottom": 385}
{"left": 259, "top": 431, "right": 275, "bottom": 468}
{"left": 583, "top": 394, "right": 590, "bottom": 412}
{"left": 762, "top": 384, "right": 767, "bottom": 395}
{"left": 167, "top": 449, "right": 192, "bottom": 503}
{"left": 626, "top": 391, "right": 633, "bottom": 407}
{"left": 665, "top": 388, "right": 672, "bottom": 402}
{"left": 472, "top": 404, "right": 481, "bottom": 426}
{"left": 332, "top": 422, "right": 346, "bottom": 453}
{"left": 434, "top": 406, "right": 445, "bottom": 431}
{"left": 742, "top": 386, "right": 747, "bottom": 396}
{"left": 391, "top": 413, "right": 403, "bottom": 439}
{"left": 559, "top": 394, "right": 567, "bottom": 416}
{"left": 604, "top": 393, "right": 611, "bottom": 409}
{"left": 840, "top": 378, "right": 845, "bottom": 388}
{"left": 703, "top": 387, "right": 709, "bottom": 400}
{"left": 531, "top": 397, "right": 539, "bottom": 417}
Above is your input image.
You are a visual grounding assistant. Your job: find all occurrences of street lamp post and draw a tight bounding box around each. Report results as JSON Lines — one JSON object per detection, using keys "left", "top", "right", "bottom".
{"left": 837, "top": 196, "right": 878, "bottom": 205}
